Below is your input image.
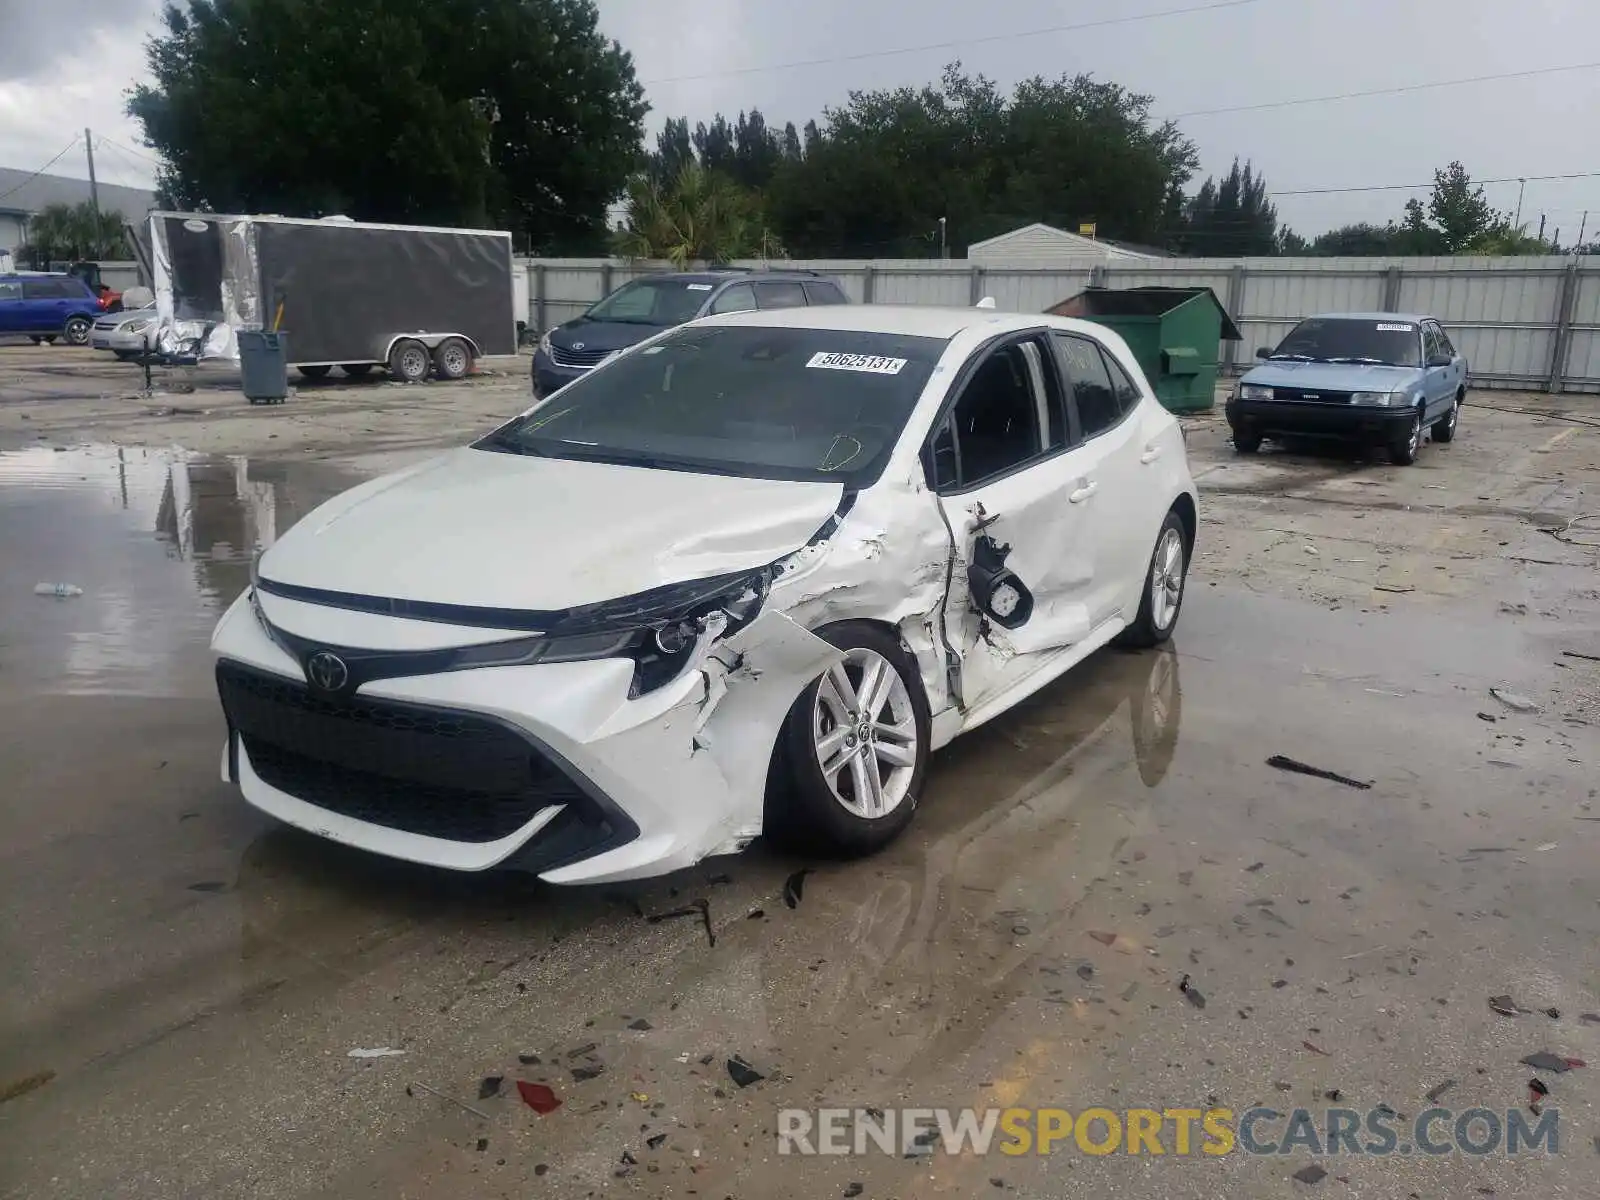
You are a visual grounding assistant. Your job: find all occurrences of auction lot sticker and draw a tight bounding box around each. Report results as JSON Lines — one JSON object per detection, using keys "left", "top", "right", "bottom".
{"left": 806, "top": 352, "right": 908, "bottom": 375}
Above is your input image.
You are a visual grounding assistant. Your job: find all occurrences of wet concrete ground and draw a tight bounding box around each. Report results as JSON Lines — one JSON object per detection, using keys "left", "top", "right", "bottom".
{"left": 2, "top": 344, "right": 1598, "bottom": 1197}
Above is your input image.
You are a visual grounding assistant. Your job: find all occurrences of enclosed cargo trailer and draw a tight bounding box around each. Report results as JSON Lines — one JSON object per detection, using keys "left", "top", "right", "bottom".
{"left": 147, "top": 212, "right": 517, "bottom": 382}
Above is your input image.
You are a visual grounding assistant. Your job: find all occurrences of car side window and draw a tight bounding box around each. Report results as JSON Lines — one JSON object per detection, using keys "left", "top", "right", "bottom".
{"left": 709, "top": 283, "right": 756, "bottom": 314}
{"left": 802, "top": 281, "right": 848, "bottom": 305}
{"left": 753, "top": 280, "right": 807, "bottom": 310}
{"left": 21, "top": 279, "right": 54, "bottom": 300}
{"left": 1052, "top": 333, "right": 1123, "bottom": 439}
{"left": 1435, "top": 325, "right": 1457, "bottom": 357}
{"left": 0, "top": 280, "right": 21, "bottom": 302}
{"left": 1102, "top": 350, "right": 1145, "bottom": 417}
{"left": 1422, "top": 323, "right": 1442, "bottom": 361}
{"left": 926, "top": 336, "right": 1064, "bottom": 491}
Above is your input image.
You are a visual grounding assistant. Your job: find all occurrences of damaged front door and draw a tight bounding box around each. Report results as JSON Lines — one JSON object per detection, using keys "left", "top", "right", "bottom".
{"left": 923, "top": 331, "right": 1099, "bottom": 715}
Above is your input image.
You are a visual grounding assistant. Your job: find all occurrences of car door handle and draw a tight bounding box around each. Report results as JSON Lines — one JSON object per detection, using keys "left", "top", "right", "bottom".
{"left": 1140, "top": 446, "right": 1162, "bottom": 464}
{"left": 1069, "top": 481, "right": 1098, "bottom": 504}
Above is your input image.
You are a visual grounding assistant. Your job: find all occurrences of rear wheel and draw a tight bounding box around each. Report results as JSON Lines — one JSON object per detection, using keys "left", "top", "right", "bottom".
{"left": 1389, "top": 409, "right": 1423, "bottom": 465}
{"left": 432, "top": 337, "right": 472, "bottom": 380}
{"left": 1119, "top": 511, "right": 1189, "bottom": 648}
{"left": 1432, "top": 395, "right": 1460, "bottom": 443}
{"left": 63, "top": 316, "right": 92, "bottom": 346}
{"left": 1232, "top": 427, "right": 1261, "bottom": 454}
{"left": 767, "top": 623, "right": 930, "bottom": 857}
{"left": 340, "top": 363, "right": 374, "bottom": 378}
{"left": 297, "top": 364, "right": 332, "bottom": 381}
{"left": 388, "top": 338, "right": 431, "bottom": 383}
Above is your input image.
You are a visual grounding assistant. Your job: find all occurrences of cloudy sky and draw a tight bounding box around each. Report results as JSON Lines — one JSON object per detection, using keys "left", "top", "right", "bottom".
{"left": 3, "top": 0, "right": 1598, "bottom": 241}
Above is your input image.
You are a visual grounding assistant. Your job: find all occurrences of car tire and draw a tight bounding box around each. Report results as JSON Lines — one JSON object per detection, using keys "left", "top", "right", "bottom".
{"left": 340, "top": 363, "right": 373, "bottom": 378}
{"left": 1432, "top": 394, "right": 1461, "bottom": 443}
{"left": 432, "top": 337, "right": 472, "bottom": 380}
{"left": 388, "top": 338, "right": 431, "bottom": 383}
{"left": 1232, "top": 428, "right": 1261, "bottom": 454}
{"left": 767, "top": 621, "right": 931, "bottom": 858}
{"left": 1390, "top": 408, "right": 1423, "bottom": 466}
{"left": 63, "top": 317, "right": 92, "bottom": 346}
{"left": 297, "top": 365, "right": 332, "bottom": 381}
{"left": 1118, "top": 510, "right": 1190, "bottom": 649}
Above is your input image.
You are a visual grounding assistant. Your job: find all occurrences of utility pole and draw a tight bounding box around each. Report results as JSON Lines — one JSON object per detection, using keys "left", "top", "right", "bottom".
{"left": 1538, "top": 213, "right": 1546, "bottom": 242}
{"left": 1578, "top": 211, "right": 1589, "bottom": 249}
{"left": 1514, "top": 178, "right": 1526, "bottom": 228}
{"left": 84, "top": 127, "right": 103, "bottom": 258}
{"left": 938, "top": 216, "right": 948, "bottom": 260}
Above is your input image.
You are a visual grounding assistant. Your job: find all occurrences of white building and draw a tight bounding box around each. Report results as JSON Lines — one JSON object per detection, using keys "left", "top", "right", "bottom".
{"left": 0, "top": 168, "right": 157, "bottom": 257}
{"left": 966, "top": 222, "right": 1166, "bottom": 268}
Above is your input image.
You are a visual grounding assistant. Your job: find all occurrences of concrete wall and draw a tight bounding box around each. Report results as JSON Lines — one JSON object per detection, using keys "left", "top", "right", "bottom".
{"left": 515, "top": 254, "right": 1600, "bottom": 394}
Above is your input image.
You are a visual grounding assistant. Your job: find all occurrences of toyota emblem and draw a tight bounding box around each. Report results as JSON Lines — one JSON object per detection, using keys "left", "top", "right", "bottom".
{"left": 306, "top": 650, "right": 349, "bottom": 692}
{"left": 571, "top": 341, "right": 585, "bottom": 350}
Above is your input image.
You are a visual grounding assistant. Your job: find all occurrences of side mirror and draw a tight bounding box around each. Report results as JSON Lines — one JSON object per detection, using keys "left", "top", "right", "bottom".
{"left": 1255, "top": 347, "right": 1272, "bottom": 360}
{"left": 1427, "top": 353, "right": 1452, "bottom": 368}
{"left": 966, "top": 535, "right": 1033, "bottom": 630}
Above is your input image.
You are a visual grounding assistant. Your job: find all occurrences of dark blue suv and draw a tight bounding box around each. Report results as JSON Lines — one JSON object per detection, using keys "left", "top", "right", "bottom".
{"left": 533, "top": 268, "right": 849, "bottom": 396}
{"left": 0, "top": 273, "right": 102, "bottom": 345}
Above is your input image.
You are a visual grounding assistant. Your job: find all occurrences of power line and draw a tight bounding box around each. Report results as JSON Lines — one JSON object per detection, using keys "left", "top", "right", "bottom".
{"left": 92, "top": 136, "right": 161, "bottom": 186}
{"left": 641, "top": 0, "right": 1262, "bottom": 85}
{"left": 0, "top": 137, "right": 83, "bottom": 203}
{"left": 96, "top": 135, "right": 162, "bottom": 166}
{"left": 1171, "top": 60, "right": 1600, "bottom": 119}
{"left": 1269, "top": 170, "right": 1600, "bottom": 197}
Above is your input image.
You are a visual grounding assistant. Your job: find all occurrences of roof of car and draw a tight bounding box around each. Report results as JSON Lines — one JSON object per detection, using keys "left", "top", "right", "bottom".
{"left": 1310, "top": 312, "right": 1434, "bottom": 324}
{"left": 640, "top": 268, "right": 833, "bottom": 285}
{"left": 695, "top": 304, "right": 1059, "bottom": 339}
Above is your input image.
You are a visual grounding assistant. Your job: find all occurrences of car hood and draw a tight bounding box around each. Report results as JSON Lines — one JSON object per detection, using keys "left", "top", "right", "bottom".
{"left": 256, "top": 448, "right": 845, "bottom": 612}
{"left": 549, "top": 318, "right": 668, "bottom": 354}
{"left": 1242, "top": 361, "right": 1424, "bottom": 392}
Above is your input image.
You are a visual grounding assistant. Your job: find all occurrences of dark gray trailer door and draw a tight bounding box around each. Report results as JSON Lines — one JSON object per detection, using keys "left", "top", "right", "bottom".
{"left": 255, "top": 222, "right": 516, "bottom": 363}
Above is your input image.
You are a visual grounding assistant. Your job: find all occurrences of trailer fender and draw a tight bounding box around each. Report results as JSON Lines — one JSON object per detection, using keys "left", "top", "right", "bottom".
{"left": 380, "top": 332, "right": 482, "bottom": 361}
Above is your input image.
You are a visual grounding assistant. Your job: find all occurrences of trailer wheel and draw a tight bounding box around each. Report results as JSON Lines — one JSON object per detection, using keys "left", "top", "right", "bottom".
{"left": 388, "top": 338, "right": 431, "bottom": 383}
{"left": 340, "top": 363, "right": 374, "bottom": 378}
{"left": 297, "top": 365, "right": 332, "bottom": 381}
{"left": 433, "top": 337, "right": 473, "bottom": 381}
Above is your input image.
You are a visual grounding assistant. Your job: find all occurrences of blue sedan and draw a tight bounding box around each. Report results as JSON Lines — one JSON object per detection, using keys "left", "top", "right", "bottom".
{"left": 1226, "top": 313, "right": 1468, "bottom": 465}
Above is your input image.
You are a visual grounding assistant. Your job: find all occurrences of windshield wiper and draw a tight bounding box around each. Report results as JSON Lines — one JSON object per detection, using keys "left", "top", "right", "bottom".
{"left": 1268, "top": 353, "right": 1315, "bottom": 361}
{"left": 481, "top": 429, "right": 548, "bottom": 457}
{"left": 1326, "top": 356, "right": 1390, "bottom": 365}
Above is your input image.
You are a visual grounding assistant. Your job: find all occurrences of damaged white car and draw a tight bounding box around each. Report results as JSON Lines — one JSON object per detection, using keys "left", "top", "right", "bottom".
{"left": 211, "top": 305, "right": 1198, "bottom": 884}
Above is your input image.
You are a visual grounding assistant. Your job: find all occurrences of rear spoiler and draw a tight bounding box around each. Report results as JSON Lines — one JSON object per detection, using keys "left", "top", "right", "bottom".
{"left": 975, "top": 296, "right": 997, "bottom": 310}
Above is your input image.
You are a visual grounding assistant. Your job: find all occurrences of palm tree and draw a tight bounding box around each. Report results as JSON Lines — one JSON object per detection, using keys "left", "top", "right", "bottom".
{"left": 613, "top": 162, "right": 783, "bottom": 266}
{"left": 20, "top": 201, "right": 130, "bottom": 264}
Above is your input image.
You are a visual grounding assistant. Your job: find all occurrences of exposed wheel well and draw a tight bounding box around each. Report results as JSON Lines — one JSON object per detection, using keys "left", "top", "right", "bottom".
{"left": 1170, "top": 492, "right": 1198, "bottom": 556}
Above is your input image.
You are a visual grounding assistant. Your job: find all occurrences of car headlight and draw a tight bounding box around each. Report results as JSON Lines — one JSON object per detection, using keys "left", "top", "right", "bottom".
{"left": 1349, "top": 391, "right": 1398, "bottom": 406}
{"left": 1239, "top": 384, "right": 1275, "bottom": 401}
{"left": 538, "top": 331, "right": 552, "bottom": 355}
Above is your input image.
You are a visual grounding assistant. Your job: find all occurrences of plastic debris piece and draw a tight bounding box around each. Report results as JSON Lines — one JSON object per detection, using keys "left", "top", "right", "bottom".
{"left": 1536, "top": 843, "right": 1558, "bottom": 852}
{"left": 1545, "top": 1008, "right": 1561, "bottom": 1019}
{"left": 620, "top": 1150, "right": 637, "bottom": 1165}
{"left": 1303, "top": 1041, "right": 1331, "bottom": 1057}
{"left": 1490, "top": 688, "right": 1539, "bottom": 713}
{"left": 567, "top": 1043, "right": 597, "bottom": 1059}
{"left": 1477, "top": 712, "right": 1498, "bottom": 722}
{"left": 518, "top": 1053, "right": 541, "bottom": 1065}
{"left": 33, "top": 583, "right": 83, "bottom": 598}
{"left": 478, "top": 1075, "right": 503, "bottom": 1100}
{"left": 1529, "top": 1077, "right": 1549, "bottom": 1111}
{"left": 1425, "top": 1079, "right": 1456, "bottom": 1103}
{"left": 844, "top": 1186, "right": 864, "bottom": 1198}
{"left": 648, "top": 1133, "right": 668, "bottom": 1149}
{"left": 1488, "top": 994, "right": 1525, "bottom": 1017}
{"left": 1293, "top": 1163, "right": 1328, "bottom": 1184}
{"left": 1246, "top": 862, "right": 1265, "bottom": 873}
{"left": 516, "top": 1080, "right": 562, "bottom": 1114}
{"left": 348, "top": 1047, "right": 406, "bottom": 1058}
{"left": 647, "top": 898, "right": 715, "bottom": 947}
{"left": 783, "top": 868, "right": 813, "bottom": 909}
{"left": 571, "top": 1064, "right": 605, "bottom": 1082}
{"left": 1266, "top": 755, "right": 1373, "bottom": 790}
{"left": 727, "top": 1055, "right": 765, "bottom": 1088}
{"left": 1089, "top": 931, "right": 1117, "bottom": 946}
{"left": 630, "top": 1091, "right": 650, "bottom": 1103}
{"left": 1521, "top": 1052, "right": 1581, "bottom": 1074}
{"left": 1323, "top": 1089, "right": 1342, "bottom": 1101}
{"left": 1076, "top": 964, "right": 1094, "bottom": 981}
{"left": 476, "top": 1137, "right": 488, "bottom": 1152}
{"left": 747, "top": 908, "right": 766, "bottom": 920}
{"left": 1178, "top": 974, "right": 1206, "bottom": 1010}
{"left": 628, "top": 1018, "right": 653, "bottom": 1031}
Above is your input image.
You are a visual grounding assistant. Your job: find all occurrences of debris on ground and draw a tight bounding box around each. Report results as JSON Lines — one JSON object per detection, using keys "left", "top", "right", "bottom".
{"left": 1521, "top": 1052, "right": 1585, "bottom": 1073}
{"left": 1246, "top": 861, "right": 1265, "bottom": 873}
{"left": 475, "top": 1137, "right": 488, "bottom": 1152}
{"left": 647, "top": 1133, "right": 667, "bottom": 1149}
{"left": 1323, "top": 1089, "right": 1342, "bottom": 1101}
{"left": 843, "top": 1185, "right": 864, "bottom": 1198}
{"left": 411, "top": 1080, "right": 491, "bottom": 1120}
{"left": 518, "top": 1053, "right": 541, "bottom": 1065}
{"left": 516, "top": 1080, "right": 562, "bottom": 1114}
{"left": 630, "top": 1091, "right": 650, "bottom": 1103}
{"left": 747, "top": 908, "right": 766, "bottom": 920}
{"left": 1490, "top": 688, "right": 1539, "bottom": 713}
{"left": 1178, "top": 974, "right": 1207, "bottom": 1009}
{"left": 727, "top": 1056, "right": 765, "bottom": 1088}
{"left": 1425, "top": 1079, "right": 1456, "bottom": 1103}
{"left": 783, "top": 868, "right": 814, "bottom": 909}
{"left": 478, "top": 1076, "right": 503, "bottom": 1100}
{"left": 32, "top": 583, "right": 84, "bottom": 598}
{"left": 1303, "top": 1041, "right": 1331, "bottom": 1057}
{"left": 347, "top": 1047, "right": 406, "bottom": 1058}
{"left": 1528, "top": 1078, "right": 1549, "bottom": 1112}
{"left": 647, "top": 898, "right": 715, "bottom": 948}
{"left": 1580, "top": 1014, "right": 1600, "bottom": 1025}
{"left": 567, "top": 1043, "right": 597, "bottom": 1058}
{"left": 1076, "top": 963, "right": 1095, "bottom": 981}
{"left": 1477, "top": 712, "right": 1498, "bottom": 722}
{"left": 628, "top": 1018, "right": 653, "bottom": 1031}
{"left": 571, "top": 1064, "right": 605, "bottom": 1082}
{"left": 1292, "top": 1163, "right": 1328, "bottom": 1184}
{"left": 1563, "top": 650, "right": 1600, "bottom": 663}
{"left": 1266, "top": 755, "right": 1373, "bottom": 790}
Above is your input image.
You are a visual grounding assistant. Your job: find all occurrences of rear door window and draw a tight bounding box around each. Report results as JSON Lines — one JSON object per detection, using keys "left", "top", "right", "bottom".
{"left": 22, "top": 278, "right": 63, "bottom": 299}
{"left": 709, "top": 283, "right": 756, "bottom": 314}
{"left": 0, "top": 280, "right": 21, "bottom": 301}
{"left": 802, "top": 281, "right": 849, "bottom": 305}
{"left": 1052, "top": 333, "right": 1125, "bottom": 439}
{"left": 753, "top": 280, "right": 807, "bottom": 310}
{"left": 1102, "top": 351, "right": 1145, "bottom": 416}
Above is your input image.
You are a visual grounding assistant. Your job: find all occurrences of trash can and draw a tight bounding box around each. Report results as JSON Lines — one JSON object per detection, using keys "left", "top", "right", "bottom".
{"left": 237, "top": 330, "right": 289, "bottom": 404}
{"left": 1048, "top": 287, "right": 1242, "bottom": 413}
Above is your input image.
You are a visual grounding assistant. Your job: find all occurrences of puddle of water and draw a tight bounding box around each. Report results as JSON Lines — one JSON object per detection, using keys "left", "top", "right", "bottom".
{"left": 0, "top": 443, "right": 344, "bottom": 696}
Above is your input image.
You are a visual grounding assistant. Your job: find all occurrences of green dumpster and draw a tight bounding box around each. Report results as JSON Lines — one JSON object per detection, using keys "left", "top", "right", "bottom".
{"left": 1048, "top": 286, "right": 1242, "bottom": 413}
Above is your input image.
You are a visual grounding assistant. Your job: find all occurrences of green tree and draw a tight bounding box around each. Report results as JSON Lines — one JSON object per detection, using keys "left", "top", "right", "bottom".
{"left": 19, "top": 201, "right": 130, "bottom": 264}
{"left": 1180, "top": 159, "right": 1278, "bottom": 255}
{"left": 1428, "top": 161, "right": 1501, "bottom": 252}
{"left": 128, "top": 0, "right": 646, "bottom": 253}
{"left": 612, "top": 162, "right": 783, "bottom": 266}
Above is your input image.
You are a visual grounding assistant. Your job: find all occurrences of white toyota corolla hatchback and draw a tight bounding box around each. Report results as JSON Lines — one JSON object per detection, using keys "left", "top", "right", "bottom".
{"left": 212, "top": 304, "right": 1198, "bottom": 884}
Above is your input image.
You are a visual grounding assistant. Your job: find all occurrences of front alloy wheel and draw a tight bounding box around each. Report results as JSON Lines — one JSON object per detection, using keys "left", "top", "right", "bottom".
{"left": 1390, "top": 411, "right": 1422, "bottom": 465}
{"left": 63, "top": 316, "right": 92, "bottom": 346}
{"left": 812, "top": 648, "right": 920, "bottom": 820}
{"left": 1118, "top": 510, "right": 1189, "bottom": 648}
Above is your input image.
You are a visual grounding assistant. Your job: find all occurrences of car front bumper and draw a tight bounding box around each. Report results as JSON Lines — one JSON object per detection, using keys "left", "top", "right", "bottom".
{"left": 210, "top": 588, "right": 840, "bottom": 884}
{"left": 91, "top": 328, "right": 151, "bottom": 352}
{"left": 531, "top": 349, "right": 586, "bottom": 397}
{"left": 1226, "top": 398, "right": 1416, "bottom": 441}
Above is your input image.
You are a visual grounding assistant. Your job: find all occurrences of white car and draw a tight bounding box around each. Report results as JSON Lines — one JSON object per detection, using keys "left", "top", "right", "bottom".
{"left": 90, "top": 304, "right": 158, "bottom": 359}
{"left": 211, "top": 304, "right": 1198, "bottom": 884}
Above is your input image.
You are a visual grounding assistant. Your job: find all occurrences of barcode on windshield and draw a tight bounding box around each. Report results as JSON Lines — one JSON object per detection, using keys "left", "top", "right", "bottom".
{"left": 1375, "top": 323, "right": 1414, "bottom": 332}
{"left": 806, "top": 352, "right": 908, "bottom": 375}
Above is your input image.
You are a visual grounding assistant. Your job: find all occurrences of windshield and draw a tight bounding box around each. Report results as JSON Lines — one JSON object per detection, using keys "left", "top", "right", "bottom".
{"left": 583, "top": 278, "right": 716, "bottom": 326}
{"left": 1270, "top": 318, "right": 1422, "bottom": 367}
{"left": 480, "top": 325, "right": 947, "bottom": 487}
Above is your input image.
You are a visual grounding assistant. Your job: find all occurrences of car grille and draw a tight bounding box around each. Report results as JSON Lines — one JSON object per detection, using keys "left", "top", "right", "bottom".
{"left": 94, "top": 319, "right": 121, "bottom": 331}
{"left": 548, "top": 344, "right": 611, "bottom": 369}
{"left": 1272, "top": 388, "right": 1351, "bottom": 404}
{"left": 216, "top": 661, "right": 590, "bottom": 843}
